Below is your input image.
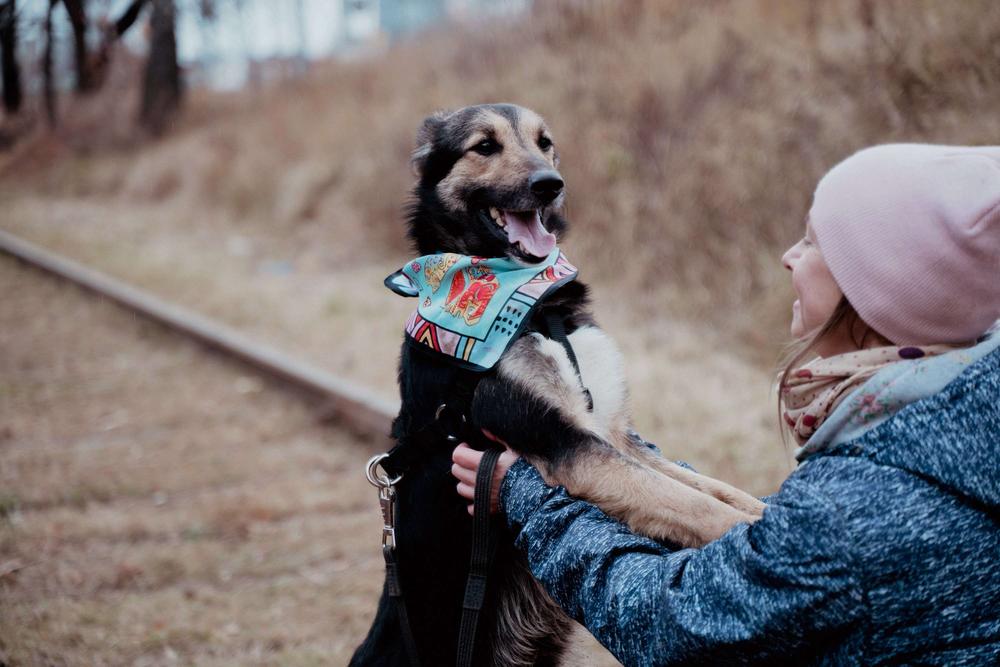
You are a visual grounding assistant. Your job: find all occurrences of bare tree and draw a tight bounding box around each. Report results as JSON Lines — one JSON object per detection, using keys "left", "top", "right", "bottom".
{"left": 139, "top": 0, "right": 180, "bottom": 135}
{"left": 0, "top": 0, "right": 21, "bottom": 114}
{"left": 112, "top": 0, "right": 151, "bottom": 37}
{"left": 89, "top": 0, "right": 150, "bottom": 89}
{"left": 61, "top": 0, "right": 93, "bottom": 92}
{"left": 43, "top": 0, "right": 58, "bottom": 127}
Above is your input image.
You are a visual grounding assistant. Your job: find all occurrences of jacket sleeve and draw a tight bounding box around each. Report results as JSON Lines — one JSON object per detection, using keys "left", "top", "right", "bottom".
{"left": 499, "top": 458, "right": 865, "bottom": 666}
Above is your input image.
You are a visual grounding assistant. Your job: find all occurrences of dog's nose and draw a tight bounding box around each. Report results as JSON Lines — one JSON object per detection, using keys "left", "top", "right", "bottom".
{"left": 529, "top": 170, "right": 564, "bottom": 203}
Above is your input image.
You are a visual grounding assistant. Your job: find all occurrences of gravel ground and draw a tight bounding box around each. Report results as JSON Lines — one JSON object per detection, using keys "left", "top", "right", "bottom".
{"left": 0, "top": 256, "right": 386, "bottom": 665}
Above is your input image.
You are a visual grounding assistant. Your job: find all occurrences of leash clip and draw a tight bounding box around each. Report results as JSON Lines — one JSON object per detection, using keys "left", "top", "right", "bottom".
{"left": 366, "top": 453, "right": 402, "bottom": 550}
{"left": 378, "top": 486, "right": 397, "bottom": 549}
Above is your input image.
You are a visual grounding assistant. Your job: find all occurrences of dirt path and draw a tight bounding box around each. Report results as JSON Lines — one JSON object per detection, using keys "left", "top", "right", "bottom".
{"left": 0, "top": 257, "right": 385, "bottom": 665}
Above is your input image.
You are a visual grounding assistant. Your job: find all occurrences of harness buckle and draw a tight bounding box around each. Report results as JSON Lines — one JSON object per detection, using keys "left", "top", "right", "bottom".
{"left": 366, "top": 453, "right": 402, "bottom": 550}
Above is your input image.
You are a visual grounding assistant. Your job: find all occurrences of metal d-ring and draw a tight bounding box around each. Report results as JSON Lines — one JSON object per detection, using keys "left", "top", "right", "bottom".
{"left": 435, "top": 403, "right": 466, "bottom": 443}
{"left": 366, "top": 453, "right": 403, "bottom": 488}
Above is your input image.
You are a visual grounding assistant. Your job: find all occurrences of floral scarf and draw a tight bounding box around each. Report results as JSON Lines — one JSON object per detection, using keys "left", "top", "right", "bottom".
{"left": 781, "top": 344, "right": 959, "bottom": 446}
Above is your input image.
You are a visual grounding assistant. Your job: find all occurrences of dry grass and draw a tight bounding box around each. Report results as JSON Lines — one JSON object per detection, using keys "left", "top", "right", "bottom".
{"left": 0, "top": 258, "right": 386, "bottom": 665}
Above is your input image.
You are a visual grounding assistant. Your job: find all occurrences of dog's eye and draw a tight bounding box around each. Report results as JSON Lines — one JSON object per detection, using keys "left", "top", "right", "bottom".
{"left": 471, "top": 139, "right": 500, "bottom": 156}
{"left": 537, "top": 136, "right": 553, "bottom": 151}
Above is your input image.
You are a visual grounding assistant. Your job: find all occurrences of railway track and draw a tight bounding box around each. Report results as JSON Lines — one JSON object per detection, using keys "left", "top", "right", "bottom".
{"left": 0, "top": 229, "right": 397, "bottom": 443}
{"left": 0, "top": 240, "right": 390, "bottom": 664}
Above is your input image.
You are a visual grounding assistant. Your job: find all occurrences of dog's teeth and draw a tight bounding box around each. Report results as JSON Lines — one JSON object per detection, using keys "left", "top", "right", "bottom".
{"left": 489, "top": 207, "right": 506, "bottom": 227}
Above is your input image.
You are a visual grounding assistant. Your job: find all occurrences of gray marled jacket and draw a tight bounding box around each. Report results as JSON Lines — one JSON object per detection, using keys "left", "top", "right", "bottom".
{"left": 500, "top": 344, "right": 1000, "bottom": 665}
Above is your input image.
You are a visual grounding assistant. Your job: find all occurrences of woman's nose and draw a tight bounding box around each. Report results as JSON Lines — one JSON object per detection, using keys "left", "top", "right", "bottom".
{"left": 782, "top": 238, "right": 805, "bottom": 271}
{"left": 782, "top": 247, "right": 796, "bottom": 271}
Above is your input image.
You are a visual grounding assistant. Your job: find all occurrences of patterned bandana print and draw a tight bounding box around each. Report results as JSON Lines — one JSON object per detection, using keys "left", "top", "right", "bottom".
{"left": 781, "top": 343, "right": 959, "bottom": 445}
{"left": 384, "top": 249, "right": 578, "bottom": 372}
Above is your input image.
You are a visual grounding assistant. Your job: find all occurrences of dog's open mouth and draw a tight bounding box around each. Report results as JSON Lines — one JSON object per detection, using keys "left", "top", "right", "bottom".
{"left": 487, "top": 207, "right": 557, "bottom": 262}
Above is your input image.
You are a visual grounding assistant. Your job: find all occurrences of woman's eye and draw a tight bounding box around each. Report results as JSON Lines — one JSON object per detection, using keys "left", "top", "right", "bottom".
{"left": 472, "top": 139, "right": 499, "bottom": 156}
{"left": 538, "top": 136, "right": 552, "bottom": 151}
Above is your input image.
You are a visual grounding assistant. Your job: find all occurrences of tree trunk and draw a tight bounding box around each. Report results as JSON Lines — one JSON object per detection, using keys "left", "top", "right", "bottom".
{"left": 90, "top": 0, "right": 149, "bottom": 90}
{"left": 113, "top": 0, "right": 150, "bottom": 37}
{"left": 0, "top": 0, "right": 22, "bottom": 114}
{"left": 139, "top": 0, "right": 181, "bottom": 135}
{"left": 43, "top": 0, "right": 57, "bottom": 127}
{"left": 62, "top": 0, "right": 93, "bottom": 92}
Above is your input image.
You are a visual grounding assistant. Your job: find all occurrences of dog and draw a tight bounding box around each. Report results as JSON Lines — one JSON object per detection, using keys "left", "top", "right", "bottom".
{"left": 351, "top": 104, "right": 765, "bottom": 666}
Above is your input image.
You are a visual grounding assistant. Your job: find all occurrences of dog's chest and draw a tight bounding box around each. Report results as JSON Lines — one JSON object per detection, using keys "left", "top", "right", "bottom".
{"left": 566, "top": 326, "right": 629, "bottom": 432}
{"left": 501, "top": 325, "right": 629, "bottom": 439}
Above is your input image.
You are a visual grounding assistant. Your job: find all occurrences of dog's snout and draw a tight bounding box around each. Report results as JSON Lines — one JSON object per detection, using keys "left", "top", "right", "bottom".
{"left": 529, "top": 170, "right": 564, "bottom": 203}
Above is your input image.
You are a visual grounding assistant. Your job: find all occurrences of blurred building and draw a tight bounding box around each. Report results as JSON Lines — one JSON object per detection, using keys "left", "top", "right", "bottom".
{"left": 342, "top": 0, "right": 381, "bottom": 46}
{"left": 380, "top": 0, "right": 447, "bottom": 40}
{"left": 343, "top": 0, "right": 532, "bottom": 46}
{"left": 182, "top": 0, "right": 531, "bottom": 89}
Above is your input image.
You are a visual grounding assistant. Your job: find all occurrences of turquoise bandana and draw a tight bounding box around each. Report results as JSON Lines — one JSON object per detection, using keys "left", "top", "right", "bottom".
{"left": 384, "top": 249, "right": 578, "bottom": 371}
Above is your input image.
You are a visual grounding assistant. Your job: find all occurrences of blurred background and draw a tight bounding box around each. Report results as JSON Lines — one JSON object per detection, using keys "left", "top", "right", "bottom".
{"left": 1, "top": 0, "right": 999, "bottom": 664}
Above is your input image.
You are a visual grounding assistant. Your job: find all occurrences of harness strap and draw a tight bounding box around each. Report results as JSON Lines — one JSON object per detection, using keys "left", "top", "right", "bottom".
{"left": 543, "top": 310, "right": 594, "bottom": 411}
{"left": 383, "top": 545, "right": 423, "bottom": 667}
{"left": 455, "top": 447, "right": 504, "bottom": 667}
{"left": 382, "top": 371, "right": 487, "bottom": 478}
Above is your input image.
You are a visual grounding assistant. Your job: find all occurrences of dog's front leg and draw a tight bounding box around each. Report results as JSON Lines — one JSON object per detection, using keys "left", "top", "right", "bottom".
{"left": 539, "top": 443, "right": 757, "bottom": 548}
{"left": 566, "top": 326, "right": 765, "bottom": 519}
{"left": 625, "top": 443, "right": 766, "bottom": 518}
{"left": 473, "top": 335, "right": 758, "bottom": 549}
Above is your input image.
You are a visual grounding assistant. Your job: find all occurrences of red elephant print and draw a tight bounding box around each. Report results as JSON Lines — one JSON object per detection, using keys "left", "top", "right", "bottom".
{"left": 444, "top": 268, "right": 499, "bottom": 326}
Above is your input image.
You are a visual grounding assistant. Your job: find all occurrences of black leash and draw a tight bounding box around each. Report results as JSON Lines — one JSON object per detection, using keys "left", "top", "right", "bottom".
{"left": 384, "top": 546, "right": 423, "bottom": 667}
{"left": 456, "top": 447, "right": 504, "bottom": 667}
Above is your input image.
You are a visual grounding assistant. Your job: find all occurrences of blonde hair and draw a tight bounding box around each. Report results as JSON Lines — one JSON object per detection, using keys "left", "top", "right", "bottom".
{"left": 775, "top": 296, "right": 889, "bottom": 445}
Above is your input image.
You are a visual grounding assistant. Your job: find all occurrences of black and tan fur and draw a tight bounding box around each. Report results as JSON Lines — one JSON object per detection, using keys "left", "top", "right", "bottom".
{"left": 351, "top": 104, "right": 765, "bottom": 666}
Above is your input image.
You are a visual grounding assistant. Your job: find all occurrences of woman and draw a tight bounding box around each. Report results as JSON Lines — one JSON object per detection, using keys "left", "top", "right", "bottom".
{"left": 451, "top": 144, "right": 1000, "bottom": 664}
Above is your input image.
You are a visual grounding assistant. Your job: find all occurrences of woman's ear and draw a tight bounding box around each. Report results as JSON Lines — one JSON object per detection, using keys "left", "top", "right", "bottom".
{"left": 411, "top": 109, "right": 452, "bottom": 177}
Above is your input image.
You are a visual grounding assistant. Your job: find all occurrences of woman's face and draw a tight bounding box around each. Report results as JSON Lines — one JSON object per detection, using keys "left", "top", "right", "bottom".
{"left": 782, "top": 221, "right": 843, "bottom": 339}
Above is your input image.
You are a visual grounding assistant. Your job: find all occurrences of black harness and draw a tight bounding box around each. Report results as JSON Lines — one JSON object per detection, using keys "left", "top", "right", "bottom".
{"left": 366, "top": 308, "right": 591, "bottom": 667}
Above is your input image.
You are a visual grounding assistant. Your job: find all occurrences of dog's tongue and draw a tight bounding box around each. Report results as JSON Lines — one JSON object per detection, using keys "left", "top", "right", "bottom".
{"left": 502, "top": 210, "right": 556, "bottom": 259}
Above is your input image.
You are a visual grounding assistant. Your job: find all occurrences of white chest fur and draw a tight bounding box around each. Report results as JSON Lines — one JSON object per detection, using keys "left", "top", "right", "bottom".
{"left": 504, "top": 326, "right": 630, "bottom": 441}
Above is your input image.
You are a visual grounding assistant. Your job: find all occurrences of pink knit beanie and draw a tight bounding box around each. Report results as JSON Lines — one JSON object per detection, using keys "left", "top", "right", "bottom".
{"left": 809, "top": 144, "right": 1000, "bottom": 345}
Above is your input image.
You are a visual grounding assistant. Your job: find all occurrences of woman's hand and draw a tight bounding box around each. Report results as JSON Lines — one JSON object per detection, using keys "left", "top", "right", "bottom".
{"left": 451, "top": 433, "right": 521, "bottom": 516}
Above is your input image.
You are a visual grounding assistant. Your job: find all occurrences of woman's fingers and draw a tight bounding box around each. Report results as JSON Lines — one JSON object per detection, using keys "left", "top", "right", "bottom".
{"left": 452, "top": 441, "right": 483, "bottom": 468}
{"left": 452, "top": 444, "right": 481, "bottom": 511}
{"left": 452, "top": 442, "right": 523, "bottom": 515}
{"left": 456, "top": 481, "right": 474, "bottom": 500}
{"left": 451, "top": 462, "right": 476, "bottom": 486}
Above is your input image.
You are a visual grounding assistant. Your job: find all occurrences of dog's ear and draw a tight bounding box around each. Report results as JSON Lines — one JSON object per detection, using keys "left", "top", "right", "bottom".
{"left": 411, "top": 109, "right": 452, "bottom": 177}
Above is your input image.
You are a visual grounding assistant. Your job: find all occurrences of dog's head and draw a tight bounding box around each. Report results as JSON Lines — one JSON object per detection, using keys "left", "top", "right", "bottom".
{"left": 406, "top": 104, "right": 568, "bottom": 263}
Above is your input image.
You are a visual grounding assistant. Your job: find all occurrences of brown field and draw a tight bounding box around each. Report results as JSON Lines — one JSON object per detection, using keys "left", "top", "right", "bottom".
{"left": 0, "top": 257, "right": 386, "bottom": 665}
{"left": 2, "top": 0, "right": 999, "bottom": 663}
